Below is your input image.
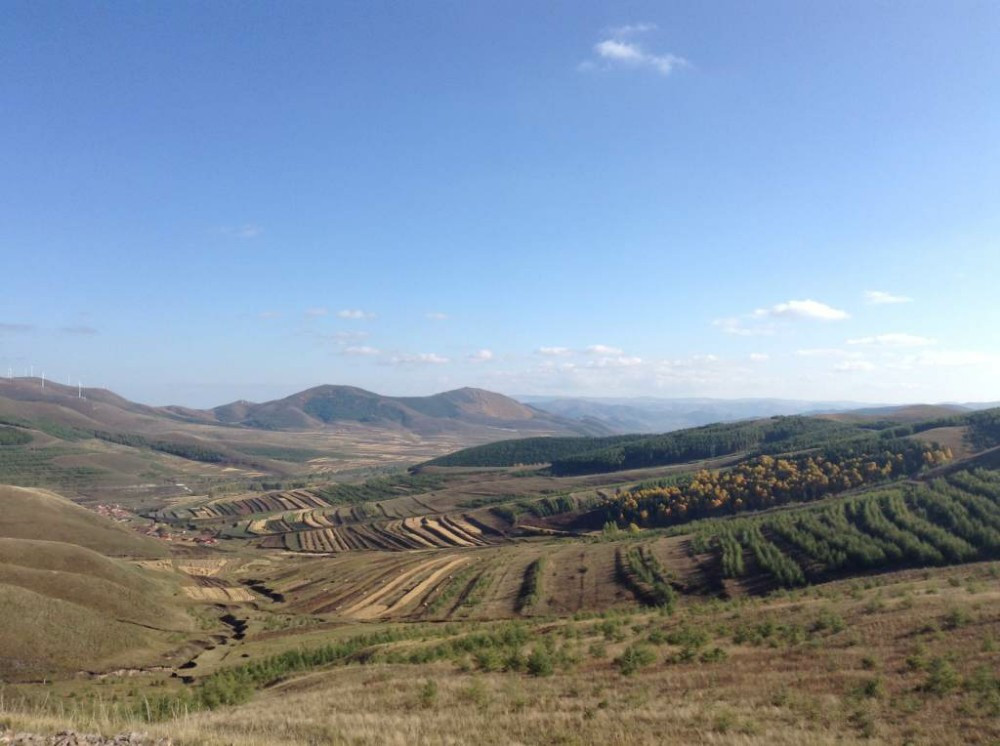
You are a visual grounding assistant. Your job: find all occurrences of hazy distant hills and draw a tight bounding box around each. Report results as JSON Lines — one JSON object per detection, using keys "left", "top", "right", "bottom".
{"left": 520, "top": 396, "right": 990, "bottom": 434}
{"left": 0, "top": 380, "right": 610, "bottom": 494}
{"left": 0, "top": 379, "right": 606, "bottom": 439}
{"left": 200, "top": 385, "right": 608, "bottom": 437}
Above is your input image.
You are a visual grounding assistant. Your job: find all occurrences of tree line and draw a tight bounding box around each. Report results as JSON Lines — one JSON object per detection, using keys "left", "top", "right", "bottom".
{"left": 604, "top": 440, "right": 951, "bottom": 528}
{"left": 688, "top": 468, "right": 1000, "bottom": 588}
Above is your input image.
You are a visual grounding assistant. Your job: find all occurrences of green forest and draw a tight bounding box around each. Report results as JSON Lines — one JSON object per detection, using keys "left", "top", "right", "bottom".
{"left": 604, "top": 440, "right": 951, "bottom": 528}
{"left": 423, "top": 408, "right": 1000, "bottom": 476}
{"left": 686, "top": 468, "right": 1000, "bottom": 588}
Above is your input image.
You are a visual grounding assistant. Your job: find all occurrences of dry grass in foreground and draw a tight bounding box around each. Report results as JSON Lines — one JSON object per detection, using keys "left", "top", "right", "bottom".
{"left": 2, "top": 563, "right": 998, "bottom": 745}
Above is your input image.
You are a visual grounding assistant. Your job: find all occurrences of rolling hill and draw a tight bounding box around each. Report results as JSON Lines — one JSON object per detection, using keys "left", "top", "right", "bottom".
{"left": 0, "top": 486, "right": 192, "bottom": 678}
{"left": 421, "top": 406, "right": 1000, "bottom": 475}
{"left": 0, "top": 484, "right": 168, "bottom": 556}
{"left": 205, "top": 385, "right": 607, "bottom": 436}
{"left": 0, "top": 380, "right": 607, "bottom": 497}
{"left": 522, "top": 396, "right": 997, "bottom": 434}
{"left": 521, "top": 396, "right": 874, "bottom": 434}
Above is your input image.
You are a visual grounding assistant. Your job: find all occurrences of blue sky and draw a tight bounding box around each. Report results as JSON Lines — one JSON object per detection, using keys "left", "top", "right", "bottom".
{"left": 2, "top": 1, "right": 999, "bottom": 407}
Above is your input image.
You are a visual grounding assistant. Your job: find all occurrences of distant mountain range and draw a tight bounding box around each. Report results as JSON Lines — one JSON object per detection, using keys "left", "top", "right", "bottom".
{"left": 187, "top": 385, "right": 608, "bottom": 437}
{"left": 520, "top": 396, "right": 996, "bottom": 434}
{"left": 0, "top": 380, "right": 607, "bottom": 440}
{"left": 2, "top": 378, "right": 995, "bottom": 443}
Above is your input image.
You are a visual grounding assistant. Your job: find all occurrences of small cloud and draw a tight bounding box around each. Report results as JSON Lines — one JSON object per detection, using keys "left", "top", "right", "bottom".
{"left": 590, "top": 39, "right": 688, "bottom": 76}
{"left": 835, "top": 360, "right": 876, "bottom": 372}
{"left": 258, "top": 310, "right": 281, "bottom": 320}
{"left": 337, "top": 309, "right": 376, "bottom": 320}
{"left": 847, "top": 333, "right": 936, "bottom": 348}
{"left": 304, "top": 307, "right": 329, "bottom": 318}
{"left": 425, "top": 312, "right": 449, "bottom": 321}
{"left": 753, "top": 299, "right": 849, "bottom": 321}
{"left": 910, "top": 350, "right": 998, "bottom": 367}
{"left": 342, "top": 345, "right": 380, "bottom": 356}
{"left": 712, "top": 317, "right": 776, "bottom": 337}
{"left": 328, "top": 330, "right": 370, "bottom": 342}
{"left": 468, "top": 349, "right": 494, "bottom": 362}
{"left": 715, "top": 299, "right": 846, "bottom": 338}
{"left": 537, "top": 346, "right": 572, "bottom": 356}
{"left": 749, "top": 353, "right": 769, "bottom": 362}
{"left": 389, "top": 352, "right": 450, "bottom": 365}
{"left": 865, "top": 290, "right": 913, "bottom": 305}
{"left": 795, "top": 348, "right": 855, "bottom": 358}
{"left": 0, "top": 323, "right": 34, "bottom": 333}
{"left": 59, "top": 325, "right": 98, "bottom": 335}
{"left": 607, "top": 22, "right": 658, "bottom": 36}
{"left": 221, "top": 224, "right": 262, "bottom": 239}
{"left": 585, "top": 344, "right": 624, "bottom": 356}
{"left": 582, "top": 24, "right": 689, "bottom": 77}
{"left": 585, "top": 355, "right": 643, "bottom": 368}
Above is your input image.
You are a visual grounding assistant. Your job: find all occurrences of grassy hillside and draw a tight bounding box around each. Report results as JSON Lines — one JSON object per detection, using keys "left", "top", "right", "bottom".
{"left": 420, "top": 433, "right": 649, "bottom": 468}
{"left": 0, "top": 485, "right": 167, "bottom": 557}
{"left": 421, "top": 416, "right": 862, "bottom": 472}
{"left": 0, "top": 539, "right": 190, "bottom": 629}
{"left": 0, "top": 584, "right": 160, "bottom": 677}
{"left": 2, "top": 401, "right": 998, "bottom": 744}
{"left": 209, "top": 385, "right": 608, "bottom": 436}
{"left": 3, "top": 560, "right": 997, "bottom": 744}
{"left": 422, "top": 408, "right": 1000, "bottom": 476}
{"left": 0, "top": 492, "right": 195, "bottom": 679}
{"left": 0, "top": 380, "right": 612, "bottom": 497}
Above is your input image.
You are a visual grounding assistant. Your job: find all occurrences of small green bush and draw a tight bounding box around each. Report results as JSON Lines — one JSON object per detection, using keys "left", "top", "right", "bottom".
{"left": 616, "top": 644, "right": 656, "bottom": 675}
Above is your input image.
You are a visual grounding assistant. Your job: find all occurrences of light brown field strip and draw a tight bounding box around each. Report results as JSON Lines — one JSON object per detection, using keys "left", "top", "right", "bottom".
{"left": 341, "top": 557, "right": 451, "bottom": 618}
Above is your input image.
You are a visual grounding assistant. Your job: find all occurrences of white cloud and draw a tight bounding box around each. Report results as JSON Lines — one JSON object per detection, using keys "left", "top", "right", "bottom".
{"left": 581, "top": 24, "right": 688, "bottom": 77}
{"left": 425, "top": 312, "right": 449, "bottom": 321}
{"left": 328, "top": 330, "right": 369, "bottom": 341}
{"left": 343, "top": 345, "right": 380, "bottom": 356}
{"left": 468, "top": 349, "right": 494, "bottom": 363}
{"left": 590, "top": 39, "right": 688, "bottom": 76}
{"left": 584, "top": 355, "right": 643, "bottom": 369}
{"left": 585, "top": 344, "right": 624, "bottom": 356}
{"left": 715, "top": 299, "right": 846, "bottom": 337}
{"left": 304, "top": 307, "right": 328, "bottom": 318}
{"left": 835, "top": 360, "right": 876, "bottom": 372}
{"left": 908, "top": 350, "right": 999, "bottom": 368}
{"left": 749, "top": 353, "right": 769, "bottom": 362}
{"left": 753, "top": 299, "right": 849, "bottom": 321}
{"left": 389, "top": 353, "right": 449, "bottom": 365}
{"left": 712, "top": 317, "right": 776, "bottom": 337}
{"left": 537, "top": 346, "right": 572, "bottom": 356}
{"left": 337, "top": 309, "right": 376, "bottom": 320}
{"left": 847, "top": 333, "right": 936, "bottom": 348}
{"left": 539, "top": 360, "right": 578, "bottom": 371}
{"left": 607, "top": 22, "right": 658, "bottom": 36}
{"left": 795, "top": 348, "right": 856, "bottom": 358}
{"left": 257, "top": 310, "right": 280, "bottom": 320}
{"left": 865, "top": 290, "right": 913, "bottom": 305}
{"left": 221, "top": 224, "right": 262, "bottom": 239}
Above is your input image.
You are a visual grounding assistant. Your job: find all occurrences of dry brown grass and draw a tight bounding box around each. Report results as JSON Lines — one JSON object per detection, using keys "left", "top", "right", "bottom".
{"left": 3, "top": 563, "right": 997, "bottom": 745}
{"left": 0, "top": 485, "right": 167, "bottom": 557}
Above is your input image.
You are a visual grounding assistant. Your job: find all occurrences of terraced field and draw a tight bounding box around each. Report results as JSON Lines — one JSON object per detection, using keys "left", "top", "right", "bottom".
{"left": 259, "top": 512, "right": 505, "bottom": 552}
{"left": 237, "top": 531, "right": 704, "bottom": 624}
{"left": 136, "top": 557, "right": 260, "bottom": 602}
{"left": 157, "top": 489, "right": 333, "bottom": 521}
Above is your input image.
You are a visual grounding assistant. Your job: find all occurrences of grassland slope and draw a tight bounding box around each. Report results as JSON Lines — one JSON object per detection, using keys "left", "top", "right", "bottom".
{"left": 0, "top": 485, "right": 167, "bottom": 557}
{"left": 0, "top": 488, "right": 197, "bottom": 679}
